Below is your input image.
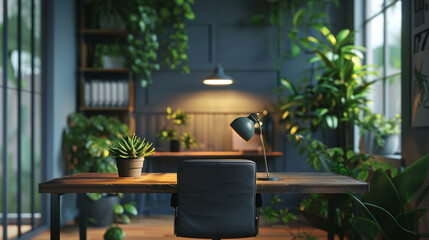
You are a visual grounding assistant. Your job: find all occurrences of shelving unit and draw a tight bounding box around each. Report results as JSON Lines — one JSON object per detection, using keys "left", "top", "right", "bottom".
{"left": 77, "top": 1, "right": 135, "bottom": 132}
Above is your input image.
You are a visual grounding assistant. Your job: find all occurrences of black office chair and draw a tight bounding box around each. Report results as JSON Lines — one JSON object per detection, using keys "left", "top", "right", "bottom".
{"left": 171, "top": 159, "right": 262, "bottom": 240}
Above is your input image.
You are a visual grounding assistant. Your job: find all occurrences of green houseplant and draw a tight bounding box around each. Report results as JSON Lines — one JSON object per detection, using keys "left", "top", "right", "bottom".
{"left": 85, "top": 0, "right": 195, "bottom": 87}
{"left": 360, "top": 113, "right": 401, "bottom": 155}
{"left": 63, "top": 113, "right": 129, "bottom": 174}
{"left": 63, "top": 113, "right": 129, "bottom": 226}
{"left": 349, "top": 154, "right": 429, "bottom": 240}
{"left": 274, "top": 26, "right": 399, "bottom": 239}
{"left": 108, "top": 133, "right": 155, "bottom": 177}
{"left": 93, "top": 42, "right": 127, "bottom": 69}
{"left": 104, "top": 200, "right": 138, "bottom": 240}
{"left": 157, "top": 107, "right": 197, "bottom": 151}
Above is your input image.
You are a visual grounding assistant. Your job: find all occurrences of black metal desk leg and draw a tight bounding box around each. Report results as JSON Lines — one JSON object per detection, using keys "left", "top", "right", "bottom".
{"left": 78, "top": 194, "right": 87, "bottom": 240}
{"left": 327, "top": 199, "right": 334, "bottom": 240}
{"left": 352, "top": 194, "right": 362, "bottom": 240}
{"left": 51, "top": 194, "right": 60, "bottom": 240}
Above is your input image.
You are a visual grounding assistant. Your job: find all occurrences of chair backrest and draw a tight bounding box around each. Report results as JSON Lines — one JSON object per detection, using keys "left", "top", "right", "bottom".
{"left": 175, "top": 159, "right": 258, "bottom": 239}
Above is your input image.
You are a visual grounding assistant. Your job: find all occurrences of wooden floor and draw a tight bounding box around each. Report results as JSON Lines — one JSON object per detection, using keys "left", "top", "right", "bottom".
{"left": 34, "top": 215, "right": 330, "bottom": 240}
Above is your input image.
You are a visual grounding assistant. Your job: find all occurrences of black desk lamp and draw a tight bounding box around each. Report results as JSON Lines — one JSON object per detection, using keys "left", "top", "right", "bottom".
{"left": 230, "top": 113, "right": 279, "bottom": 181}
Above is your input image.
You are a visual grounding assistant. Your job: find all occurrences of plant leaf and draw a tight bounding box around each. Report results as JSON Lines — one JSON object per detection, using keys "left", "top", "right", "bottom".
{"left": 364, "top": 169, "right": 402, "bottom": 217}
{"left": 349, "top": 217, "right": 378, "bottom": 240}
{"left": 325, "top": 115, "right": 338, "bottom": 129}
{"left": 293, "top": 8, "right": 306, "bottom": 27}
{"left": 393, "top": 153, "right": 429, "bottom": 204}
{"left": 124, "top": 203, "right": 138, "bottom": 216}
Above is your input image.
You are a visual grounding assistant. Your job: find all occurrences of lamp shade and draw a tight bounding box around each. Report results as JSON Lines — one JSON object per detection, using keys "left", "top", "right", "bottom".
{"left": 230, "top": 113, "right": 259, "bottom": 141}
{"left": 203, "top": 63, "right": 233, "bottom": 85}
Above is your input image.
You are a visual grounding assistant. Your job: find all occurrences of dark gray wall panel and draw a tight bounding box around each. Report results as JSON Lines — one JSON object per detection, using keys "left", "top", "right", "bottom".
{"left": 187, "top": 25, "right": 212, "bottom": 68}
{"left": 190, "top": 0, "right": 216, "bottom": 24}
{"left": 138, "top": 71, "right": 277, "bottom": 113}
{"left": 218, "top": 0, "right": 270, "bottom": 24}
{"left": 218, "top": 26, "right": 277, "bottom": 69}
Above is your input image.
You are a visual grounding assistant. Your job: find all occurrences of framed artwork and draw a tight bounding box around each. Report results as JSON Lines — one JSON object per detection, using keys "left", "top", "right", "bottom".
{"left": 412, "top": 0, "right": 429, "bottom": 126}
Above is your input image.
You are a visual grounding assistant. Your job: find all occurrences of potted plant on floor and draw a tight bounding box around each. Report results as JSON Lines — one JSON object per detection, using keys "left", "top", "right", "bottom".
{"left": 274, "top": 26, "right": 399, "bottom": 239}
{"left": 360, "top": 113, "right": 401, "bottom": 155}
{"left": 108, "top": 133, "right": 155, "bottom": 177}
{"left": 63, "top": 113, "right": 129, "bottom": 227}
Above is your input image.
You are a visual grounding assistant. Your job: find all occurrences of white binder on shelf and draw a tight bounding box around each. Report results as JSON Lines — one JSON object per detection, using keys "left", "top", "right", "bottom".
{"left": 111, "top": 81, "right": 118, "bottom": 107}
{"left": 91, "top": 80, "right": 99, "bottom": 107}
{"left": 84, "top": 81, "right": 91, "bottom": 107}
{"left": 105, "top": 80, "right": 111, "bottom": 107}
{"left": 123, "top": 80, "right": 129, "bottom": 107}
{"left": 118, "top": 80, "right": 124, "bottom": 107}
{"left": 99, "top": 81, "right": 105, "bottom": 107}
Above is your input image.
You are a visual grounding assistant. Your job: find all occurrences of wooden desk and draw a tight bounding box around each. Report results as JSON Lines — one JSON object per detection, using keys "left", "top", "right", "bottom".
{"left": 148, "top": 151, "right": 283, "bottom": 158}
{"left": 39, "top": 172, "right": 368, "bottom": 240}
{"left": 145, "top": 151, "right": 283, "bottom": 173}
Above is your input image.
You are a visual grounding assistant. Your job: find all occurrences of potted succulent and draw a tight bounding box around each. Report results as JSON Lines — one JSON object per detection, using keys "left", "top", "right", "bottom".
{"left": 360, "top": 113, "right": 401, "bottom": 155}
{"left": 108, "top": 133, "right": 155, "bottom": 177}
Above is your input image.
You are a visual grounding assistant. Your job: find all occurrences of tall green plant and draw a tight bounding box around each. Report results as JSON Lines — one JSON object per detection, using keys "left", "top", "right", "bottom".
{"left": 63, "top": 113, "right": 129, "bottom": 173}
{"left": 274, "top": 26, "right": 398, "bottom": 240}
{"left": 275, "top": 27, "right": 384, "bottom": 173}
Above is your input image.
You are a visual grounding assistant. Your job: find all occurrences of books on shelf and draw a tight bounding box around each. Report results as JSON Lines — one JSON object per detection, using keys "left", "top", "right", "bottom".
{"left": 84, "top": 79, "right": 129, "bottom": 108}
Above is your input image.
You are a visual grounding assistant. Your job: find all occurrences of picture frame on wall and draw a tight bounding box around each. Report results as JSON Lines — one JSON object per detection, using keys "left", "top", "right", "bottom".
{"left": 411, "top": 0, "right": 429, "bottom": 127}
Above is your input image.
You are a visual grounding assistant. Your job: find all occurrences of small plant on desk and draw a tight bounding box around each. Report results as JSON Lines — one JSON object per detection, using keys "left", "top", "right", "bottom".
{"left": 108, "top": 133, "right": 155, "bottom": 177}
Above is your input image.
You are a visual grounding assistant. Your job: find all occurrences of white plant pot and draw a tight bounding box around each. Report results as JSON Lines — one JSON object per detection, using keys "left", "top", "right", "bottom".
{"left": 360, "top": 133, "right": 399, "bottom": 155}
{"left": 374, "top": 134, "right": 399, "bottom": 155}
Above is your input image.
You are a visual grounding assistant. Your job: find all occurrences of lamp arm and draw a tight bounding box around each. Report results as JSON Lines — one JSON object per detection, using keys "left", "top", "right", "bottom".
{"left": 257, "top": 121, "right": 270, "bottom": 179}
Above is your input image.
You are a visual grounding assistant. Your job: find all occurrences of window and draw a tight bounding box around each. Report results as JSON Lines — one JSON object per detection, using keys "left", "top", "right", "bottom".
{"left": 355, "top": 0, "right": 402, "bottom": 151}
{"left": 356, "top": 0, "right": 402, "bottom": 118}
{"left": 1, "top": 0, "right": 44, "bottom": 238}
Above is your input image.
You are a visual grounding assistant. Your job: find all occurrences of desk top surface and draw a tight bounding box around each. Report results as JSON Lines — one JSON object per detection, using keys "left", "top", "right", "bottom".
{"left": 39, "top": 172, "right": 368, "bottom": 194}
{"left": 148, "top": 151, "right": 283, "bottom": 158}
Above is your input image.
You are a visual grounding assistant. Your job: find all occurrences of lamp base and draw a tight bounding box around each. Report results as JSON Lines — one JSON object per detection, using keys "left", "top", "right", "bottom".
{"left": 257, "top": 177, "right": 280, "bottom": 181}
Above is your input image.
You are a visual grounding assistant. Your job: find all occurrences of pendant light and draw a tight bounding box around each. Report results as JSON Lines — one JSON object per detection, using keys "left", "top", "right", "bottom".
{"left": 203, "top": 63, "right": 233, "bottom": 85}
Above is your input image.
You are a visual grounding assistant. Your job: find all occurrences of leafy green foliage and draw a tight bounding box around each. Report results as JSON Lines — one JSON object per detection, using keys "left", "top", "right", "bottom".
{"left": 261, "top": 195, "right": 298, "bottom": 224}
{"left": 104, "top": 200, "right": 138, "bottom": 239}
{"left": 249, "top": 0, "right": 338, "bottom": 59}
{"left": 108, "top": 133, "right": 155, "bottom": 159}
{"left": 167, "top": 107, "right": 189, "bottom": 126}
{"left": 360, "top": 112, "right": 401, "bottom": 147}
{"left": 348, "top": 154, "right": 429, "bottom": 239}
{"left": 157, "top": 107, "right": 197, "bottom": 149}
{"left": 63, "top": 113, "right": 129, "bottom": 173}
{"left": 86, "top": 0, "right": 195, "bottom": 87}
{"left": 273, "top": 26, "right": 404, "bottom": 240}
{"left": 275, "top": 27, "right": 378, "bottom": 137}
{"left": 180, "top": 132, "right": 197, "bottom": 150}
{"left": 126, "top": 5, "right": 160, "bottom": 87}
{"left": 112, "top": 202, "right": 138, "bottom": 224}
{"left": 157, "top": 127, "right": 178, "bottom": 142}
{"left": 92, "top": 43, "right": 127, "bottom": 69}
{"left": 89, "top": 0, "right": 129, "bottom": 28}
{"left": 104, "top": 226, "right": 125, "bottom": 240}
